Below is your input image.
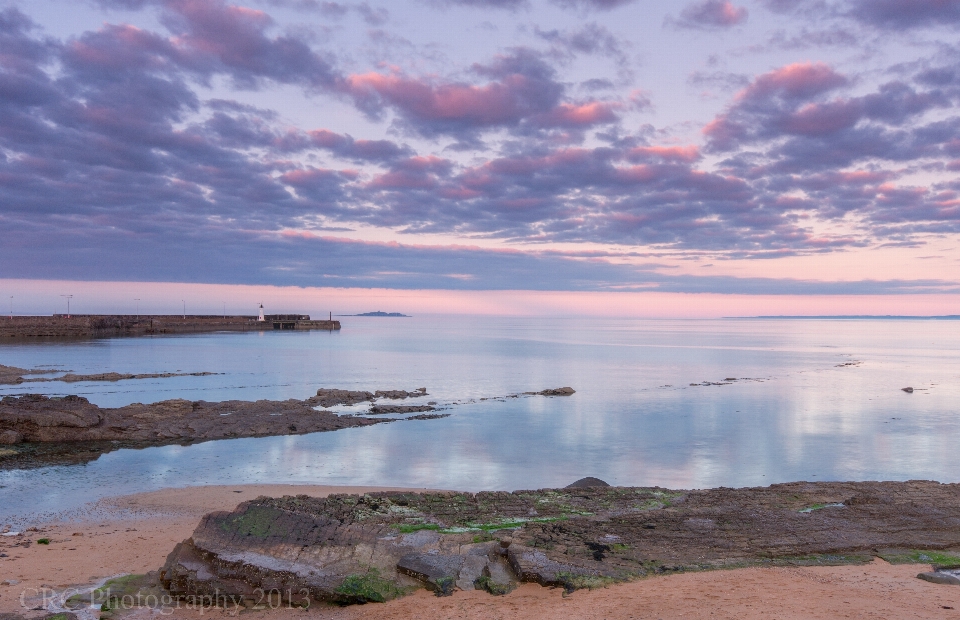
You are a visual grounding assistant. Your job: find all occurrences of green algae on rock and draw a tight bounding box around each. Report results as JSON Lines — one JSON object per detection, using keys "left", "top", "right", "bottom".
{"left": 160, "top": 480, "right": 960, "bottom": 606}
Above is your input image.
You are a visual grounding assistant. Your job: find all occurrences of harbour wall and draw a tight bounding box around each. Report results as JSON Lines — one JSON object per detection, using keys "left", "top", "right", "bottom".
{"left": 0, "top": 315, "right": 340, "bottom": 339}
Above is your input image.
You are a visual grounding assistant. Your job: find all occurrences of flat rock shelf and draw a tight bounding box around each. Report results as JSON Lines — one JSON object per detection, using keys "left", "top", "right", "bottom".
{"left": 159, "top": 480, "right": 960, "bottom": 606}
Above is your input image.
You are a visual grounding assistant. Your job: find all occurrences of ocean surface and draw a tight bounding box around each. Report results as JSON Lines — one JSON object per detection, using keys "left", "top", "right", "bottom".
{"left": 1, "top": 316, "right": 958, "bottom": 524}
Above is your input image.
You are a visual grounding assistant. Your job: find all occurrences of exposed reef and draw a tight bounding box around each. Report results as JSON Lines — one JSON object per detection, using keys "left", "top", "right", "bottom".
{"left": 0, "top": 364, "right": 47, "bottom": 385}
{"left": 0, "top": 386, "right": 575, "bottom": 469}
{"left": 0, "top": 364, "right": 217, "bottom": 385}
{"left": 159, "top": 481, "right": 960, "bottom": 606}
{"left": 0, "top": 387, "right": 425, "bottom": 469}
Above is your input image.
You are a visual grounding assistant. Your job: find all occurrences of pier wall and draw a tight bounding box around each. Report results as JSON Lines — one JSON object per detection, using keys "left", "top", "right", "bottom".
{"left": 0, "top": 315, "right": 340, "bottom": 339}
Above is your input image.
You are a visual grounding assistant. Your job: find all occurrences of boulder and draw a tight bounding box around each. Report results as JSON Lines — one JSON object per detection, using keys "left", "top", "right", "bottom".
{"left": 0, "top": 430, "right": 22, "bottom": 445}
{"left": 565, "top": 477, "right": 610, "bottom": 488}
{"left": 917, "top": 571, "right": 960, "bottom": 585}
{"left": 456, "top": 555, "right": 488, "bottom": 591}
{"left": 397, "top": 553, "right": 463, "bottom": 595}
{"left": 537, "top": 387, "right": 576, "bottom": 396}
{"left": 506, "top": 544, "right": 602, "bottom": 586}
{"left": 476, "top": 559, "right": 517, "bottom": 595}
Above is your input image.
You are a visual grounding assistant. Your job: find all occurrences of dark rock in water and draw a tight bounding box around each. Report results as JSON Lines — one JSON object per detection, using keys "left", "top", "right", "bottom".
{"left": 311, "top": 388, "right": 376, "bottom": 406}
{"left": 369, "top": 405, "right": 436, "bottom": 415}
{"left": 533, "top": 387, "right": 576, "bottom": 396}
{"left": 917, "top": 571, "right": 960, "bottom": 585}
{"left": 565, "top": 477, "right": 610, "bottom": 488}
{"left": 375, "top": 388, "right": 428, "bottom": 399}
{"left": 406, "top": 413, "right": 450, "bottom": 421}
{"left": 902, "top": 387, "right": 914, "bottom": 393}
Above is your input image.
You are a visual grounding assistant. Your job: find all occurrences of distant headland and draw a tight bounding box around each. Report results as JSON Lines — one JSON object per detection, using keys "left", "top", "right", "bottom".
{"left": 730, "top": 315, "right": 960, "bottom": 320}
{"left": 340, "top": 311, "right": 410, "bottom": 317}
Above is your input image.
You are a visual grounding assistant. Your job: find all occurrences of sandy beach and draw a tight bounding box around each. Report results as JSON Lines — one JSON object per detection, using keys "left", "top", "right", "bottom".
{"left": 1, "top": 484, "right": 958, "bottom": 619}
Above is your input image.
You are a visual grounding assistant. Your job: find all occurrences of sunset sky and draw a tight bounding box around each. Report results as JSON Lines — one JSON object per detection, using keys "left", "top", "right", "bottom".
{"left": 1, "top": 0, "right": 959, "bottom": 315}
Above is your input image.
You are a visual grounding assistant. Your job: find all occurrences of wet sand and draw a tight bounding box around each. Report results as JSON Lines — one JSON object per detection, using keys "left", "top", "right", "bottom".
{"left": 1, "top": 484, "right": 958, "bottom": 619}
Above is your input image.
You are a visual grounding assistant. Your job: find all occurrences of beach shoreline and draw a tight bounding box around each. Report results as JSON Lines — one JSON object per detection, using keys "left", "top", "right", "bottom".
{"left": 1, "top": 483, "right": 958, "bottom": 619}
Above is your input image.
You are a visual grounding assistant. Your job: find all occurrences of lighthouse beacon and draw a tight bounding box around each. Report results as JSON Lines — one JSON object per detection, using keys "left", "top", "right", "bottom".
{"left": 258, "top": 304, "right": 265, "bottom": 322}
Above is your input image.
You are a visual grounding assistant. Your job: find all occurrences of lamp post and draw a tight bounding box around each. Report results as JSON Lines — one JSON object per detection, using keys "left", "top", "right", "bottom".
{"left": 182, "top": 300, "right": 185, "bottom": 319}
{"left": 60, "top": 294, "right": 73, "bottom": 318}
{"left": 8, "top": 296, "right": 12, "bottom": 319}
{"left": 135, "top": 298, "right": 140, "bottom": 320}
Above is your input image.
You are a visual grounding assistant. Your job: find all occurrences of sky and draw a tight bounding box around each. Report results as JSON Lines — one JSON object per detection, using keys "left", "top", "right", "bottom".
{"left": 1, "top": 0, "right": 959, "bottom": 316}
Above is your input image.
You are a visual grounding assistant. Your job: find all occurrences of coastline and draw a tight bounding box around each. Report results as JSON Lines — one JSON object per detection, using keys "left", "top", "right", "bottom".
{"left": 1, "top": 484, "right": 958, "bottom": 620}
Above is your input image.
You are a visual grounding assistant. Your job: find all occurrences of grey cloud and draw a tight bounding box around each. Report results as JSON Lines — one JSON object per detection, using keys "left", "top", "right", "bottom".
{"left": 669, "top": 0, "right": 748, "bottom": 29}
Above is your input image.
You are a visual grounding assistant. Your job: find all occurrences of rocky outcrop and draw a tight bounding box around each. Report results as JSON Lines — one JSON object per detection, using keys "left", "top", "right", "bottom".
{"left": 525, "top": 387, "right": 576, "bottom": 396}
{"left": 918, "top": 569, "right": 960, "bottom": 585}
{"left": 0, "top": 394, "right": 382, "bottom": 445}
{"left": 159, "top": 481, "right": 960, "bottom": 606}
{"left": 369, "top": 405, "right": 436, "bottom": 415}
{"left": 0, "top": 385, "right": 443, "bottom": 447}
{"left": 565, "top": 477, "right": 610, "bottom": 488}
{"left": 309, "top": 389, "right": 377, "bottom": 407}
{"left": 0, "top": 364, "right": 45, "bottom": 385}
{"left": 0, "top": 385, "right": 572, "bottom": 468}
{"left": 0, "top": 365, "right": 216, "bottom": 385}
{"left": 27, "top": 371, "right": 217, "bottom": 383}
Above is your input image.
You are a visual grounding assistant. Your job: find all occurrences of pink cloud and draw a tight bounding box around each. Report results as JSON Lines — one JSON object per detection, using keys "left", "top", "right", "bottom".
{"left": 627, "top": 145, "right": 701, "bottom": 162}
{"left": 740, "top": 62, "right": 847, "bottom": 102}
{"left": 533, "top": 101, "right": 621, "bottom": 127}
{"left": 780, "top": 100, "right": 862, "bottom": 135}
{"left": 676, "top": 0, "right": 748, "bottom": 28}
{"left": 344, "top": 71, "right": 545, "bottom": 125}
{"left": 367, "top": 156, "right": 451, "bottom": 190}
{"left": 612, "top": 164, "right": 659, "bottom": 183}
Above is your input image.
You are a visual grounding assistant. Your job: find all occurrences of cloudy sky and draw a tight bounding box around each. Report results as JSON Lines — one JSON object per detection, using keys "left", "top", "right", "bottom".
{"left": 1, "top": 0, "right": 959, "bottom": 314}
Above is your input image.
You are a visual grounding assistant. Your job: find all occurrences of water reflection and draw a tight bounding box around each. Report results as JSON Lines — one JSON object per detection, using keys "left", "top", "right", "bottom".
{"left": 1, "top": 317, "right": 957, "bottom": 523}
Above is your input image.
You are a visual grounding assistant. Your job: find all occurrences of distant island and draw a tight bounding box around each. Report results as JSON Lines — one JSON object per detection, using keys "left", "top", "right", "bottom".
{"left": 340, "top": 311, "right": 410, "bottom": 317}
{"left": 730, "top": 315, "right": 960, "bottom": 320}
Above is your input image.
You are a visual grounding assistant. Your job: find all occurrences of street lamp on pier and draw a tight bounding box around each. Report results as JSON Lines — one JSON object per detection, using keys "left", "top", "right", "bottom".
{"left": 60, "top": 294, "right": 73, "bottom": 318}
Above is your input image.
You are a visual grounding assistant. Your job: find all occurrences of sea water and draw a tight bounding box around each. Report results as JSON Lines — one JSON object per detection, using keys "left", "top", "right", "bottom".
{"left": 0, "top": 316, "right": 958, "bottom": 523}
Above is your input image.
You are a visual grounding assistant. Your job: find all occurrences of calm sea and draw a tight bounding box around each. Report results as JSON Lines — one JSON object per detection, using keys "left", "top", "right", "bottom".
{"left": 1, "top": 316, "right": 957, "bottom": 523}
